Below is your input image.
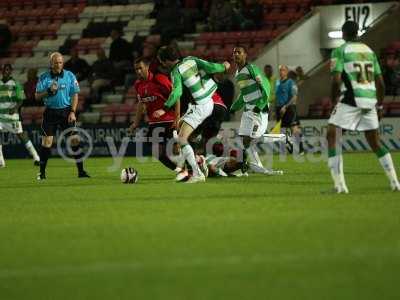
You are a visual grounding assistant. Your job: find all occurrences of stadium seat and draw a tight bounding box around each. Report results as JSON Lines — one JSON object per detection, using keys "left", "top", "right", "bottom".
{"left": 58, "top": 20, "right": 89, "bottom": 37}
{"left": 100, "top": 104, "right": 118, "bottom": 123}
{"left": 388, "top": 102, "right": 400, "bottom": 116}
{"left": 103, "top": 93, "right": 123, "bottom": 104}
{"left": 79, "top": 112, "right": 100, "bottom": 124}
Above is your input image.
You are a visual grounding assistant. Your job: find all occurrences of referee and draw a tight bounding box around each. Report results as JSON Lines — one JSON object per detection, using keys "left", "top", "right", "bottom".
{"left": 35, "top": 52, "right": 90, "bottom": 180}
{"left": 276, "top": 65, "right": 304, "bottom": 154}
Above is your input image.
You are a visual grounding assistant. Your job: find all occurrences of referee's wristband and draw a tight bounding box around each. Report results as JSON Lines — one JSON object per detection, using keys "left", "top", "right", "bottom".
{"left": 70, "top": 109, "right": 76, "bottom": 114}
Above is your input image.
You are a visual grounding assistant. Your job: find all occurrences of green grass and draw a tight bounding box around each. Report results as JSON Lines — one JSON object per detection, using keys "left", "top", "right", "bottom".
{"left": 0, "top": 153, "right": 400, "bottom": 300}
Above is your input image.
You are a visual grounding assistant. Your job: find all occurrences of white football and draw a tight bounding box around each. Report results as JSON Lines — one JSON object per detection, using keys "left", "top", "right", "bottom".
{"left": 121, "top": 167, "right": 139, "bottom": 184}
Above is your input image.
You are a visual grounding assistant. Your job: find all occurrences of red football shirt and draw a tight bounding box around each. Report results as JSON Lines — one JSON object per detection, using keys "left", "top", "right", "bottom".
{"left": 212, "top": 91, "right": 227, "bottom": 109}
{"left": 134, "top": 72, "right": 176, "bottom": 124}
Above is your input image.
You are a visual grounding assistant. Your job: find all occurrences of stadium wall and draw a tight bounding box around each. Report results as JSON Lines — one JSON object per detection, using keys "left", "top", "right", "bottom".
{"left": 318, "top": 2, "right": 398, "bottom": 49}
{"left": 253, "top": 12, "right": 323, "bottom": 73}
{"left": 297, "top": 4, "right": 400, "bottom": 117}
{"left": 254, "top": 2, "right": 396, "bottom": 74}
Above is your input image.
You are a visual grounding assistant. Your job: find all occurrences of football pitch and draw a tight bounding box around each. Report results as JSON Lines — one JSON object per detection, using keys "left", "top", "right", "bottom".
{"left": 0, "top": 153, "right": 399, "bottom": 300}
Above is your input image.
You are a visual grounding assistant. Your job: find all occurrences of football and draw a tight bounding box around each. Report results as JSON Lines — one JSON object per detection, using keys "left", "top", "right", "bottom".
{"left": 120, "top": 167, "right": 139, "bottom": 184}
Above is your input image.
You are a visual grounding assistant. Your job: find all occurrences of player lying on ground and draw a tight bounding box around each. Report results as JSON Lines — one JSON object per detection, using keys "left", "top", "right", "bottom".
{"left": 231, "top": 46, "right": 280, "bottom": 175}
{"left": 204, "top": 143, "right": 249, "bottom": 177}
{"left": 154, "top": 46, "right": 230, "bottom": 183}
{"left": 129, "top": 56, "right": 180, "bottom": 172}
{"left": 327, "top": 21, "right": 400, "bottom": 193}
{"left": 0, "top": 63, "right": 40, "bottom": 167}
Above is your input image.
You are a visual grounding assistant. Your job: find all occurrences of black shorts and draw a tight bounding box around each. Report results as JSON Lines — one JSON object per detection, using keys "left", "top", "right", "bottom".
{"left": 147, "top": 122, "right": 174, "bottom": 144}
{"left": 193, "top": 104, "right": 227, "bottom": 139}
{"left": 41, "top": 107, "right": 74, "bottom": 137}
{"left": 276, "top": 105, "right": 300, "bottom": 128}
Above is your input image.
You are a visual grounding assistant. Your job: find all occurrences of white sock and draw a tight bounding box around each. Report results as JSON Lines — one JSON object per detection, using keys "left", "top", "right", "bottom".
{"left": 378, "top": 153, "right": 400, "bottom": 186}
{"left": 0, "top": 145, "right": 4, "bottom": 166}
{"left": 25, "top": 140, "right": 40, "bottom": 162}
{"left": 175, "top": 153, "right": 185, "bottom": 169}
{"left": 181, "top": 144, "right": 202, "bottom": 176}
{"left": 246, "top": 146, "right": 263, "bottom": 167}
{"left": 169, "top": 152, "right": 185, "bottom": 170}
{"left": 338, "top": 155, "right": 347, "bottom": 189}
{"left": 216, "top": 168, "right": 228, "bottom": 177}
{"left": 328, "top": 155, "right": 347, "bottom": 190}
{"left": 249, "top": 162, "right": 268, "bottom": 173}
{"left": 246, "top": 146, "right": 268, "bottom": 173}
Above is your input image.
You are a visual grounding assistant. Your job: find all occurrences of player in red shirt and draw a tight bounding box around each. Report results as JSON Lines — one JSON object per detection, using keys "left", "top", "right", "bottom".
{"left": 190, "top": 90, "right": 227, "bottom": 154}
{"left": 129, "top": 57, "right": 180, "bottom": 171}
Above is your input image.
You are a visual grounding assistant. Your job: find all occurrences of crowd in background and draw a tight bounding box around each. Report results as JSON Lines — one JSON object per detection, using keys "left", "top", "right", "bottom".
{"left": 381, "top": 51, "right": 400, "bottom": 96}
{"left": 4, "top": 0, "right": 400, "bottom": 119}
{"left": 150, "top": 0, "right": 264, "bottom": 40}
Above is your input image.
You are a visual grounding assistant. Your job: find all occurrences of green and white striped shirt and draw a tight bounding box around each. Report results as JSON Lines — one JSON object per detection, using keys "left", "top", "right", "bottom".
{"left": 330, "top": 41, "right": 382, "bottom": 109}
{"left": 165, "top": 56, "right": 226, "bottom": 108}
{"left": 0, "top": 78, "right": 24, "bottom": 123}
{"left": 231, "top": 63, "right": 270, "bottom": 112}
{"left": 205, "top": 154, "right": 230, "bottom": 169}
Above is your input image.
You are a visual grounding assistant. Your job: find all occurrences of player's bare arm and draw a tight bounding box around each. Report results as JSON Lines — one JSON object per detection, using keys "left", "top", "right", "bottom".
{"left": 331, "top": 73, "right": 342, "bottom": 107}
{"left": 375, "top": 75, "right": 385, "bottom": 120}
{"left": 223, "top": 61, "right": 230, "bottom": 72}
{"left": 68, "top": 93, "right": 78, "bottom": 123}
{"left": 173, "top": 100, "right": 180, "bottom": 129}
{"left": 130, "top": 101, "right": 144, "bottom": 133}
{"left": 153, "top": 109, "right": 166, "bottom": 119}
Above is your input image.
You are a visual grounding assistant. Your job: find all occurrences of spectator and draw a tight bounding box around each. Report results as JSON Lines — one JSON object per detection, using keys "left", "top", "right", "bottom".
{"left": 231, "top": 0, "right": 250, "bottom": 31}
{"left": 64, "top": 48, "right": 91, "bottom": 82}
{"left": 181, "top": 0, "right": 202, "bottom": 33}
{"left": 109, "top": 28, "right": 133, "bottom": 85}
{"left": 109, "top": 29, "right": 132, "bottom": 64}
{"left": 199, "top": 0, "right": 212, "bottom": 22}
{"left": 383, "top": 53, "right": 400, "bottom": 96}
{"left": 89, "top": 48, "right": 114, "bottom": 105}
{"left": 288, "top": 70, "right": 297, "bottom": 81}
{"left": 131, "top": 33, "right": 145, "bottom": 58}
{"left": 23, "top": 68, "right": 41, "bottom": 106}
{"left": 295, "top": 66, "right": 309, "bottom": 85}
{"left": 264, "top": 64, "right": 276, "bottom": 105}
{"left": 0, "top": 23, "right": 11, "bottom": 57}
{"left": 152, "top": 0, "right": 184, "bottom": 42}
{"left": 208, "top": 0, "right": 233, "bottom": 32}
{"left": 242, "top": 0, "right": 263, "bottom": 30}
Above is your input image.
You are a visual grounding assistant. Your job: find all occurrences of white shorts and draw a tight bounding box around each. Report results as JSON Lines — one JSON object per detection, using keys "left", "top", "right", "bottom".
{"left": 328, "top": 102, "right": 379, "bottom": 131}
{"left": 0, "top": 121, "right": 23, "bottom": 134}
{"left": 239, "top": 110, "right": 269, "bottom": 138}
{"left": 181, "top": 99, "right": 214, "bottom": 130}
